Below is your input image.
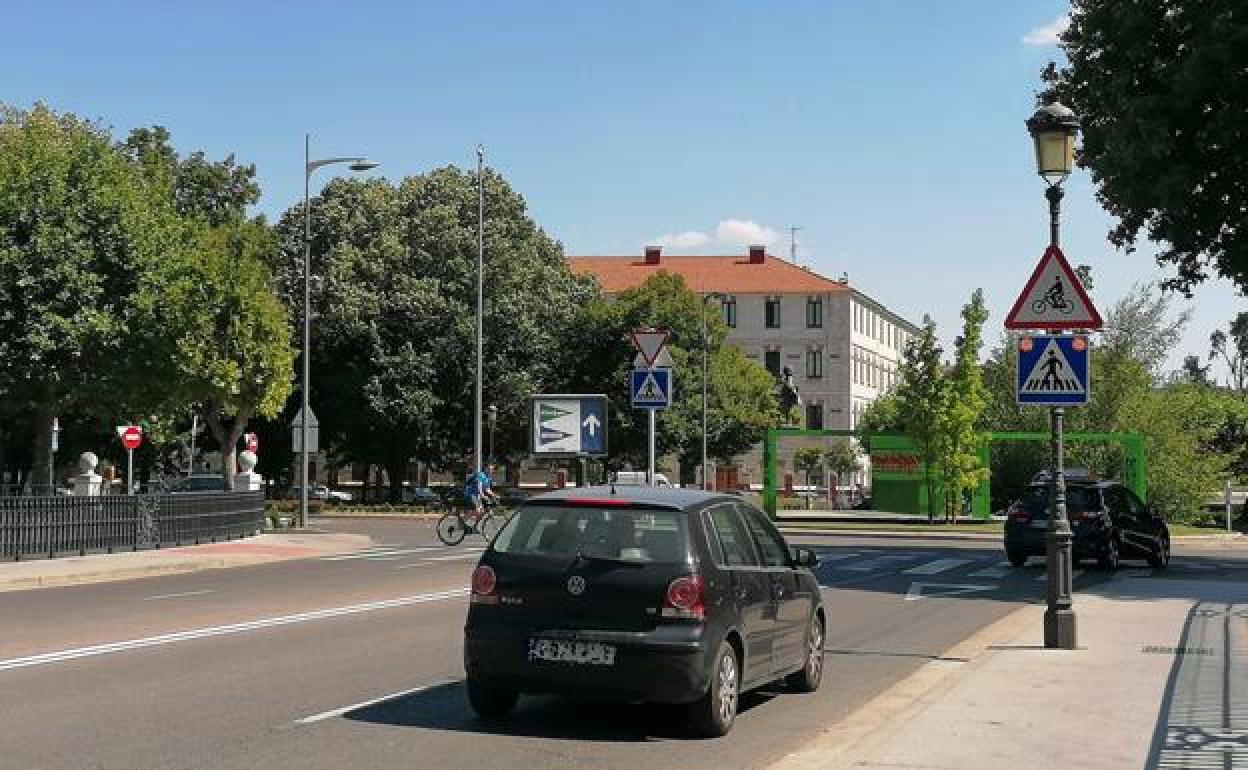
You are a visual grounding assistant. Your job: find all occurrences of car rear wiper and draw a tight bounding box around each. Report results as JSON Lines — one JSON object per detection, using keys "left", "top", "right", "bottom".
{"left": 568, "top": 549, "right": 645, "bottom": 569}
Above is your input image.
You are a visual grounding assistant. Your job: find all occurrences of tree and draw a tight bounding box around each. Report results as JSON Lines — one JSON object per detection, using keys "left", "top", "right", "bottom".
{"left": 938, "top": 290, "right": 990, "bottom": 523}
{"left": 1210, "top": 312, "right": 1248, "bottom": 393}
{"left": 1099, "top": 283, "right": 1191, "bottom": 381}
{"left": 0, "top": 104, "right": 186, "bottom": 489}
{"left": 894, "top": 317, "right": 949, "bottom": 521}
{"left": 824, "top": 439, "right": 861, "bottom": 508}
{"left": 1181, "top": 355, "right": 1211, "bottom": 385}
{"left": 793, "top": 447, "right": 824, "bottom": 505}
{"left": 1042, "top": 1, "right": 1248, "bottom": 295}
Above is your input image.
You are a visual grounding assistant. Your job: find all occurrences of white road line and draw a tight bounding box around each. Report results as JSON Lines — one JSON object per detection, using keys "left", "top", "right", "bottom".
{"left": 395, "top": 562, "right": 437, "bottom": 570}
{"left": 294, "top": 679, "right": 460, "bottom": 725}
{"left": 142, "top": 589, "right": 215, "bottom": 601}
{"left": 424, "top": 552, "right": 484, "bottom": 562}
{"left": 322, "top": 547, "right": 443, "bottom": 561}
{"left": 1034, "top": 570, "right": 1084, "bottom": 581}
{"left": 0, "top": 589, "right": 468, "bottom": 673}
{"left": 816, "top": 553, "right": 861, "bottom": 564}
{"left": 903, "top": 558, "right": 971, "bottom": 575}
{"left": 838, "top": 555, "right": 919, "bottom": 572}
{"left": 967, "top": 562, "right": 1011, "bottom": 579}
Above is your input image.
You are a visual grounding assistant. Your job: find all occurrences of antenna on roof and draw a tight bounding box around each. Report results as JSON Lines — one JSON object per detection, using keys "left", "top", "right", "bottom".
{"left": 789, "top": 226, "right": 802, "bottom": 266}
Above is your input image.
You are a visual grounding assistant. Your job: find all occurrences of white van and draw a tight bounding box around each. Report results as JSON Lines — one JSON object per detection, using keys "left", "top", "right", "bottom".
{"left": 612, "top": 471, "right": 674, "bottom": 487}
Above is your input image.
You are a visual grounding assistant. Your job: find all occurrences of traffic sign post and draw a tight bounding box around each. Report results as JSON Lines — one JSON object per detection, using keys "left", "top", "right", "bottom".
{"left": 1016, "top": 335, "right": 1090, "bottom": 406}
{"left": 530, "top": 395, "right": 609, "bottom": 458}
{"left": 116, "top": 425, "right": 143, "bottom": 495}
{"left": 630, "top": 329, "right": 672, "bottom": 485}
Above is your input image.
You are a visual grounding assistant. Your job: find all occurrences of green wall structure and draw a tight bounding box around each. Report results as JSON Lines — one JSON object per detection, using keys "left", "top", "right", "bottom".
{"left": 763, "top": 428, "right": 1147, "bottom": 519}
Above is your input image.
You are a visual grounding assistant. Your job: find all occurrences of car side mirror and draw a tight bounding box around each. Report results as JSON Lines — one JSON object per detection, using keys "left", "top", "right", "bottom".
{"left": 792, "top": 548, "right": 819, "bottom": 569}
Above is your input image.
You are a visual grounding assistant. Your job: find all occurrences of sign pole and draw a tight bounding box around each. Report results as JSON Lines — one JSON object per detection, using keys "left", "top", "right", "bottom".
{"left": 648, "top": 408, "right": 656, "bottom": 486}
{"left": 127, "top": 447, "right": 134, "bottom": 496}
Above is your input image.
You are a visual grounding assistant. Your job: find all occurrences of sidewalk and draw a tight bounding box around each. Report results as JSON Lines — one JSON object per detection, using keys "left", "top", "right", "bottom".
{"left": 771, "top": 576, "right": 1247, "bottom": 769}
{"left": 0, "top": 532, "right": 373, "bottom": 592}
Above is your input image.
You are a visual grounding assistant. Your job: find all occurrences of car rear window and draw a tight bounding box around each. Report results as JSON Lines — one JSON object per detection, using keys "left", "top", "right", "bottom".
{"left": 1020, "top": 485, "right": 1100, "bottom": 513}
{"left": 492, "top": 506, "right": 689, "bottom": 564}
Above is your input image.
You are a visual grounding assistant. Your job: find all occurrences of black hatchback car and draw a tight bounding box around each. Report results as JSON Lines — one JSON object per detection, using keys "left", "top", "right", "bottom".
{"left": 1004, "top": 480, "right": 1171, "bottom": 570}
{"left": 463, "top": 486, "right": 825, "bottom": 737}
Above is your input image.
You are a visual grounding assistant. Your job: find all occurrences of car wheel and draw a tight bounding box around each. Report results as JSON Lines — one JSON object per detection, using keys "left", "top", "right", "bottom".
{"left": 1098, "top": 536, "right": 1120, "bottom": 571}
{"left": 1147, "top": 531, "right": 1171, "bottom": 570}
{"left": 466, "top": 677, "right": 518, "bottom": 718}
{"left": 785, "top": 615, "right": 824, "bottom": 693}
{"left": 1007, "top": 550, "right": 1027, "bottom": 567}
{"left": 688, "top": 640, "right": 739, "bottom": 738}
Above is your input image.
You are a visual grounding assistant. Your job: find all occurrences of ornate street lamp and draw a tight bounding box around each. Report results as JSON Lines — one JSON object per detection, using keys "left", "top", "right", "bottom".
{"left": 1026, "top": 101, "right": 1079, "bottom": 650}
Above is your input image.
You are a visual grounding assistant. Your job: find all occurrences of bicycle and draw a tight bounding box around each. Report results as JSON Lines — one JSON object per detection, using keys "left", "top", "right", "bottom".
{"left": 436, "top": 499, "right": 506, "bottom": 545}
{"left": 1031, "top": 294, "right": 1074, "bottom": 315}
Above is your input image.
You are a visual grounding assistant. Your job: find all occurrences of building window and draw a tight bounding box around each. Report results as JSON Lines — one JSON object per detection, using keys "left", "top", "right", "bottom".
{"left": 806, "top": 348, "right": 823, "bottom": 379}
{"left": 806, "top": 403, "right": 824, "bottom": 430}
{"left": 764, "top": 350, "right": 781, "bottom": 379}
{"left": 765, "top": 297, "right": 781, "bottom": 328}
{"left": 721, "top": 296, "right": 737, "bottom": 328}
{"left": 806, "top": 296, "right": 823, "bottom": 328}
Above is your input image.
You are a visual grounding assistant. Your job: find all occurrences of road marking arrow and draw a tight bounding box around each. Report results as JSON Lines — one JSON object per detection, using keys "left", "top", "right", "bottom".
{"left": 903, "top": 582, "right": 995, "bottom": 601}
{"left": 582, "top": 414, "right": 600, "bottom": 436}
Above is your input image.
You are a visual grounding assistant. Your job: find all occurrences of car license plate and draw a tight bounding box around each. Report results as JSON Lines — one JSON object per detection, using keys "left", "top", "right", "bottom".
{"left": 1030, "top": 520, "right": 1048, "bottom": 529}
{"left": 527, "top": 638, "right": 617, "bottom": 666}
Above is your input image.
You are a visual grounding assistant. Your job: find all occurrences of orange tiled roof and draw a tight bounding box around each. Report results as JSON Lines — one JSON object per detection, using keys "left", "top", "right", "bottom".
{"left": 566, "top": 254, "right": 849, "bottom": 295}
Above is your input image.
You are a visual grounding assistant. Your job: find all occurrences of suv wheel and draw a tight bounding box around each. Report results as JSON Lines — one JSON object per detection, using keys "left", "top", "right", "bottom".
{"left": 466, "top": 677, "right": 518, "bottom": 718}
{"left": 1147, "top": 531, "right": 1171, "bottom": 569}
{"left": 688, "top": 641, "right": 739, "bottom": 738}
{"left": 1007, "top": 550, "right": 1027, "bottom": 567}
{"left": 785, "top": 616, "right": 824, "bottom": 693}
{"left": 1098, "top": 537, "right": 1120, "bottom": 571}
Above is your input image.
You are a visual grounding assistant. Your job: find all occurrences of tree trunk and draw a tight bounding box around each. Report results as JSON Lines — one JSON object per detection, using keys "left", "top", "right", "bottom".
{"left": 25, "top": 401, "right": 55, "bottom": 494}
{"left": 204, "top": 404, "right": 253, "bottom": 491}
{"left": 385, "top": 458, "right": 407, "bottom": 504}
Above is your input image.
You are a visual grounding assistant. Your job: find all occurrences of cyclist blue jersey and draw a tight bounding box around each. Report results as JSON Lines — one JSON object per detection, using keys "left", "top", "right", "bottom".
{"left": 462, "top": 471, "right": 490, "bottom": 503}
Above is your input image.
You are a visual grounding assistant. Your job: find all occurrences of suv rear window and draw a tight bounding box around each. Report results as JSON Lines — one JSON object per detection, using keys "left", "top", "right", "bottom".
{"left": 1020, "top": 485, "right": 1100, "bottom": 513}
{"left": 492, "top": 506, "right": 688, "bottom": 564}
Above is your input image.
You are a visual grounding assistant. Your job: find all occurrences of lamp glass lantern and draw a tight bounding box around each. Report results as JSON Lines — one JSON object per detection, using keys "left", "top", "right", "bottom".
{"left": 1026, "top": 102, "right": 1079, "bottom": 185}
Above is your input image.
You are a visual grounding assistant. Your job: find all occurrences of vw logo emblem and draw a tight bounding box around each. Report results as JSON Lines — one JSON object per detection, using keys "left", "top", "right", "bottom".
{"left": 566, "top": 576, "right": 587, "bottom": 596}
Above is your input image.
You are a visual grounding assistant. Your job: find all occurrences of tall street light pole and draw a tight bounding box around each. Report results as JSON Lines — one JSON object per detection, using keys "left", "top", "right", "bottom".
{"left": 475, "top": 145, "right": 486, "bottom": 478}
{"left": 300, "top": 135, "right": 377, "bottom": 529}
{"left": 1026, "top": 102, "right": 1080, "bottom": 650}
{"left": 701, "top": 292, "right": 723, "bottom": 490}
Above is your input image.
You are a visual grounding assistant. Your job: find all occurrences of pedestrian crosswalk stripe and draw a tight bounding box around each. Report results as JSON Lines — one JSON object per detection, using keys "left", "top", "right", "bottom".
{"left": 838, "top": 555, "right": 920, "bottom": 572}
{"left": 903, "top": 558, "right": 972, "bottom": 575}
{"left": 1034, "top": 570, "right": 1083, "bottom": 581}
{"left": 425, "top": 552, "right": 485, "bottom": 562}
{"left": 322, "top": 547, "right": 442, "bottom": 561}
{"left": 967, "top": 562, "right": 1011, "bottom": 579}
{"left": 816, "top": 553, "right": 861, "bottom": 564}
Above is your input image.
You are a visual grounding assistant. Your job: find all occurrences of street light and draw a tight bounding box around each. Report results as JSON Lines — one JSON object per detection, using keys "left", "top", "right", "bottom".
{"left": 299, "top": 134, "right": 377, "bottom": 529}
{"left": 474, "top": 146, "right": 486, "bottom": 480}
{"left": 701, "top": 292, "right": 724, "bottom": 490}
{"left": 1026, "top": 101, "right": 1079, "bottom": 650}
{"left": 487, "top": 404, "right": 498, "bottom": 464}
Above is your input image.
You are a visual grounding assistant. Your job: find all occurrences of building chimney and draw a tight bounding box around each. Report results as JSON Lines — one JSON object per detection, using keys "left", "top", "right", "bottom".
{"left": 748, "top": 245, "right": 766, "bottom": 264}
{"left": 644, "top": 246, "right": 661, "bottom": 265}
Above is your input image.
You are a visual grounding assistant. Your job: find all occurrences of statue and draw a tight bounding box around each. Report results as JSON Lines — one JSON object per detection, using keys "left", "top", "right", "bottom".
{"left": 234, "top": 450, "right": 263, "bottom": 492}
{"left": 73, "top": 451, "right": 102, "bottom": 497}
{"left": 778, "top": 365, "right": 802, "bottom": 425}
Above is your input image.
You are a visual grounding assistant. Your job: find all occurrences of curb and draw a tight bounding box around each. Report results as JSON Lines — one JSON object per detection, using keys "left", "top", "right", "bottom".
{"left": 780, "top": 528, "right": 1001, "bottom": 542}
{"left": 0, "top": 559, "right": 229, "bottom": 593}
{"left": 768, "top": 603, "right": 1042, "bottom": 770}
{"left": 313, "top": 512, "right": 442, "bottom": 520}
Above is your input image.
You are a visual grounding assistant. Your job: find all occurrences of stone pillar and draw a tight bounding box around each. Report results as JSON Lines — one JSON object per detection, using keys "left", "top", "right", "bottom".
{"left": 72, "top": 452, "right": 102, "bottom": 496}
{"left": 234, "top": 450, "right": 263, "bottom": 492}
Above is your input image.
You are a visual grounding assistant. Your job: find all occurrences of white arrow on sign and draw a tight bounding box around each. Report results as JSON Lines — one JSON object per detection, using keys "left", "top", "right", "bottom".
{"left": 903, "top": 582, "right": 995, "bottom": 602}
{"left": 582, "top": 414, "right": 600, "bottom": 437}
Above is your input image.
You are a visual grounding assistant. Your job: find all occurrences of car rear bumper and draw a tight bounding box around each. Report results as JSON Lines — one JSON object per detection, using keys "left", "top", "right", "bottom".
{"left": 463, "top": 622, "right": 713, "bottom": 703}
{"left": 1005, "top": 522, "right": 1111, "bottom": 557}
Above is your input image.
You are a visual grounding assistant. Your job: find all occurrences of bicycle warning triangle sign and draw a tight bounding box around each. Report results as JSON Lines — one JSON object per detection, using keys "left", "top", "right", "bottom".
{"left": 1004, "top": 245, "right": 1103, "bottom": 331}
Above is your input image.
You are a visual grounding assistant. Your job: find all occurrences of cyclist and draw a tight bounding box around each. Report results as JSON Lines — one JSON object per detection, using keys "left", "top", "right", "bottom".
{"left": 1043, "top": 275, "right": 1066, "bottom": 308}
{"left": 462, "top": 464, "right": 500, "bottom": 524}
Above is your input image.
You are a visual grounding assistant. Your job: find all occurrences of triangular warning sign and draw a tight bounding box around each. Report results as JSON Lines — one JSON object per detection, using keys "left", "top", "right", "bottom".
{"left": 631, "top": 329, "right": 670, "bottom": 367}
{"left": 634, "top": 371, "right": 665, "bottom": 401}
{"left": 1004, "top": 245, "right": 1103, "bottom": 331}
{"left": 1020, "top": 338, "right": 1085, "bottom": 395}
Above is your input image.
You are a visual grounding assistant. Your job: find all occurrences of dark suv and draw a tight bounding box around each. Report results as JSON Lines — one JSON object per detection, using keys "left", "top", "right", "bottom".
{"left": 1004, "top": 480, "right": 1170, "bottom": 570}
{"left": 462, "top": 486, "right": 825, "bottom": 737}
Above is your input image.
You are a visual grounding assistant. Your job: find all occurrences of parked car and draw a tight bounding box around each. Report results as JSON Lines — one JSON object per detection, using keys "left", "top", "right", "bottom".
{"left": 463, "top": 486, "right": 824, "bottom": 737}
{"left": 289, "top": 485, "right": 352, "bottom": 502}
{"left": 1004, "top": 479, "right": 1170, "bottom": 570}
{"left": 403, "top": 486, "right": 442, "bottom": 505}
{"left": 167, "top": 474, "right": 228, "bottom": 493}
{"left": 611, "top": 471, "right": 674, "bottom": 487}
{"left": 491, "top": 485, "right": 534, "bottom": 506}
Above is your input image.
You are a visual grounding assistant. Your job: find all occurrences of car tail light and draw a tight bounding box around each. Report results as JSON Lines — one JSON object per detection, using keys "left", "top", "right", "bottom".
{"left": 1008, "top": 507, "right": 1030, "bottom": 522}
{"left": 471, "top": 565, "right": 498, "bottom": 605}
{"left": 663, "top": 575, "right": 705, "bottom": 620}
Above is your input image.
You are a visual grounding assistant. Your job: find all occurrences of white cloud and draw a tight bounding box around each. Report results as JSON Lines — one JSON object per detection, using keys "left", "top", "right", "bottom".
{"left": 644, "top": 218, "right": 788, "bottom": 253}
{"left": 714, "top": 218, "right": 781, "bottom": 247}
{"left": 1022, "top": 13, "right": 1070, "bottom": 46}
{"left": 649, "top": 230, "right": 712, "bottom": 250}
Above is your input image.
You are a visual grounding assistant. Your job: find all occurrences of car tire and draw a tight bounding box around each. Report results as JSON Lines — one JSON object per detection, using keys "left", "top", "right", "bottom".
{"left": 688, "top": 640, "right": 740, "bottom": 738}
{"left": 1007, "top": 550, "right": 1027, "bottom": 567}
{"left": 466, "top": 677, "right": 518, "bottom": 718}
{"left": 785, "top": 615, "right": 824, "bottom": 693}
{"left": 1098, "top": 536, "right": 1120, "bottom": 571}
{"left": 1147, "top": 531, "right": 1170, "bottom": 570}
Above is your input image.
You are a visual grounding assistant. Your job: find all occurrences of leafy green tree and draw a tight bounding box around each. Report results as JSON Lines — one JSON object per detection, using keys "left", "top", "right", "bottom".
{"left": 793, "top": 447, "right": 824, "bottom": 506}
{"left": 938, "top": 290, "right": 990, "bottom": 522}
{"left": 894, "top": 317, "right": 949, "bottom": 521}
{"left": 121, "top": 126, "right": 260, "bottom": 227}
{"left": 1041, "top": 1, "right": 1248, "bottom": 295}
{"left": 824, "top": 439, "right": 861, "bottom": 507}
{"left": 1210, "top": 312, "right": 1248, "bottom": 393}
{"left": 1099, "top": 282, "right": 1191, "bottom": 382}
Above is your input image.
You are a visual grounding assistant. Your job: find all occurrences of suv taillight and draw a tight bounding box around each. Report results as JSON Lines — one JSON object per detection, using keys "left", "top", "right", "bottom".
{"left": 663, "top": 575, "right": 705, "bottom": 620}
{"left": 470, "top": 565, "right": 498, "bottom": 605}
{"left": 1008, "top": 506, "right": 1030, "bottom": 522}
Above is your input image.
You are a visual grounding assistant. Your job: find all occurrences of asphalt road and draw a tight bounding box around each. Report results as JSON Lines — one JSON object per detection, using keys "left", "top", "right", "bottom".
{"left": 0, "top": 517, "right": 1243, "bottom": 770}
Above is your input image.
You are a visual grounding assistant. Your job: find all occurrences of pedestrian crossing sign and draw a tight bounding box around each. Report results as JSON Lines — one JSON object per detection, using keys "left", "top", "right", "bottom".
{"left": 1016, "top": 334, "right": 1090, "bottom": 406}
{"left": 631, "top": 367, "right": 672, "bottom": 409}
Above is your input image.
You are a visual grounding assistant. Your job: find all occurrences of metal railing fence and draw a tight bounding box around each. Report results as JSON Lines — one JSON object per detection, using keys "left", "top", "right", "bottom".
{"left": 0, "top": 491, "right": 264, "bottom": 561}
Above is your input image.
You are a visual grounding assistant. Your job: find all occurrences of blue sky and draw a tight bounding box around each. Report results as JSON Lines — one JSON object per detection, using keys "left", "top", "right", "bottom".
{"left": 4, "top": 1, "right": 1241, "bottom": 376}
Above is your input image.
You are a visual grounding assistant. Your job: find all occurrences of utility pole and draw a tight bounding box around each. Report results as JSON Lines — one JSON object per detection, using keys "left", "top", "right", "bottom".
{"left": 475, "top": 145, "right": 485, "bottom": 478}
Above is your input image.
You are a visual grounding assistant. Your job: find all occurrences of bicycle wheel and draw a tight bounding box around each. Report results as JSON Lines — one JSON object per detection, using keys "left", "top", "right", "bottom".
{"left": 1059, "top": 300, "right": 1073, "bottom": 315}
{"left": 1031, "top": 298, "right": 1047, "bottom": 314}
{"left": 436, "top": 511, "right": 468, "bottom": 545}
{"left": 477, "top": 513, "right": 503, "bottom": 542}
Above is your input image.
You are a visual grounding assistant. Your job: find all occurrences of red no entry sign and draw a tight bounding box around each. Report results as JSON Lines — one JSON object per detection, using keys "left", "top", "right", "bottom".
{"left": 119, "top": 425, "right": 143, "bottom": 451}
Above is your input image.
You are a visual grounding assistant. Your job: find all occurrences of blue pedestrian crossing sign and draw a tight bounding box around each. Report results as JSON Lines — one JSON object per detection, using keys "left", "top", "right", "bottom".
{"left": 1016, "top": 335, "right": 1090, "bottom": 406}
{"left": 631, "top": 367, "right": 672, "bottom": 409}
{"left": 530, "top": 394, "right": 608, "bottom": 456}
